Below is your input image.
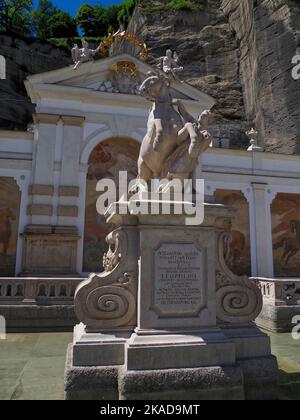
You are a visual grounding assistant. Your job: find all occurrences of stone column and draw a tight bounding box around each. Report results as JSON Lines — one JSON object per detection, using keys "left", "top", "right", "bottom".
{"left": 57, "top": 116, "right": 84, "bottom": 227}
{"left": 29, "top": 113, "right": 60, "bottom": 226}
{"left": 251, "top": 183, "right": 274, "bottom": 277}
{"left": 21, "top": 114, "right": 81, "bottom": 276}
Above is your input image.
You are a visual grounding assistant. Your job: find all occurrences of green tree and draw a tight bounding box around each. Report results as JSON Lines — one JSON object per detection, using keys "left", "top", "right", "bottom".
{"left": 106, "top": 4, "right": 120, "bottom": 30}
{"left": 117, "top": 0, "right": 136, "bottom": 27}
{"left": 32, "top": 0, "right": 56, "bottom": 39}
{"left": 47, "top": 11, "right": 78, "bottom": 38}
{"left": 33, "top": 0, "right": 78, "bottom": 39}
{"left": 0, "top": 0, "right": 33, "bottom": 35}
{"left": 76, "top": 3, "right": 109, "bottom": 37}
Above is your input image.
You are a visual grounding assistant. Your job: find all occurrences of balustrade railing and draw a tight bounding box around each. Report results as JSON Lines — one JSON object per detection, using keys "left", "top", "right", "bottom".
{"left": 0, "top": 277, "right": 84, "bottom": 305}
{"left": 252, "top": 277, "right": 300, "bottom": 306}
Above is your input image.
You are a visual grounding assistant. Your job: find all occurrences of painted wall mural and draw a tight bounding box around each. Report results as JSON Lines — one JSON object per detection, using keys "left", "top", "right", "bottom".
{"left": 272, "top": 193, "right": 300, "bottom": 277}
{"left": 83, "top": 137, "right": 140, "bottom": 273}
{"left": 214, "top": 190, "right": 251, "bottom": 277}
{"left": 0, "top": 177, "right": 21, "bottom": 276}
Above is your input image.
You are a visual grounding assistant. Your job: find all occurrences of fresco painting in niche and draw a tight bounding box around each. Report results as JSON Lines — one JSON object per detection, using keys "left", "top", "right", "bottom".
{"left": 0, "top": 177, "right": 20, "bottom": 276}
{"left": 83, "top": 137, "right": 140, "bottom": 273}
{"left": 272, "top": 193, "right": 300, "bottom": 277}
{"left": 214, "top": 190, "right": 251, "bottom": 276}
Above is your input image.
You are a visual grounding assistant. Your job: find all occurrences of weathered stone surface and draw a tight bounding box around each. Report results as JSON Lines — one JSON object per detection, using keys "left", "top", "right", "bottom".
{"left": 119, "top": 0, "right": 300, "bottom": 153}
{"left": 222, "top": 0, "right": 300, "bottom": 153}
{"left": 22, "top": 226, "right": 80, "bottom": 275}
{"left": 0, "top": 305, "right": 77, "bottom": 332}
{"left": 0, "top": 34, "right": 70, "bottom": 130}
{"left": 122, "top": 0, "right": 249, "bottom": 149}
{"left": 119, "top": 364, "right": 245, "bottom": 400}
{"left": 256, "top": 303, "right": 300, "bottom": 333}
{"left": 65, "top": 344, "right": 120, "bottom": 400}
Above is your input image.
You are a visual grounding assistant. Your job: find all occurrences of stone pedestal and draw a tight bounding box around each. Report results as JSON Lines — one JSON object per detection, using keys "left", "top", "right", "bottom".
{"left": 21, "top": 225, "right": 80, "bottom": 276}
{"left": 254, "top": 278, "right": 300, "bottom": 333}
{"left": 65, "top": 203, "right": 278, "bottom": 400}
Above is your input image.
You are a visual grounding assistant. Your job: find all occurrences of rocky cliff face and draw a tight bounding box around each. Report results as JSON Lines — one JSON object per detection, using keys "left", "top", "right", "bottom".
{"left": 223, "top": 0, "right": 300, "bottom": 153}
{"left": 125, "top": 0, "right": 249, "bottom": 149}
{"left": 0, "top": 34, "right": 70, "bottom": 130}
{"left": 0, "top": 0, "right": 299, "bottom": 153}
{"left": 125, "top": 0, "right": 300, "bottom": 153}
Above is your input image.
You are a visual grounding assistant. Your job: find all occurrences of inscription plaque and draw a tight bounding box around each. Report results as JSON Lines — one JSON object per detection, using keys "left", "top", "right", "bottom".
{"left": 153, "top": 242, "right": 206, "bottom": 317}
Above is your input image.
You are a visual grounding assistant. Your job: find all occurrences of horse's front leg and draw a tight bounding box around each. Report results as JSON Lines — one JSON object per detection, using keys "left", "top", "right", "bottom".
{"left": 177, "top": 125, "right": 189, "bottom": 144}
{"left": 178, "top": 123, "right": 199, "bottom": 158}
{"left": 153, "top": 119, "right": 164, "bottom": 152}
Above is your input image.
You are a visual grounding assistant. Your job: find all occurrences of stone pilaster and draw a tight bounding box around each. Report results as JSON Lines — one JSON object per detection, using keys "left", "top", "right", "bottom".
{"left": 251, "top": 183, "right": 274, "bottom": 277}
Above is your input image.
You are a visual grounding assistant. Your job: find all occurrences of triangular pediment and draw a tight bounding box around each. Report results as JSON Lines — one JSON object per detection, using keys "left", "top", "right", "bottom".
{"left": 25, "top": 53, "right": 215, "bottom": 109}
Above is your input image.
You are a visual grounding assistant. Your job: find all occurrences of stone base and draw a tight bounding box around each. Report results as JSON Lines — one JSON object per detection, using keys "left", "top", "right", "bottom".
{"left": 119, "top": 365, "right": 245, "bottom": 400}
{"left": 65, "top": 344, "right": 119, "bottom": 401}
{"left": 256, "top": 303, "right": 300, "bottom": 333}
{"left": 126, "top": 330, "right": 236, "bottom": 370}
{"left": 0, "top": 305, "right": 77, "bottom": 332}
{"left": 64, "top": 325, "right": 279, "bottom": 400}
{"left": 72, "top": 323, "right": 130, "bottom": 367}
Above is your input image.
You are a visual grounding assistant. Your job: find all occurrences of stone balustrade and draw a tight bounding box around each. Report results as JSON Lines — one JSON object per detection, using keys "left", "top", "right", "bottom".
{"left": 252, "top": 277, "right": 300, "bottom": 306}
{"left": 252, "top": 277, "right": 300, "bottom": 333}
{"left": 0, "top": 277, "right": 84, "bottom": 306}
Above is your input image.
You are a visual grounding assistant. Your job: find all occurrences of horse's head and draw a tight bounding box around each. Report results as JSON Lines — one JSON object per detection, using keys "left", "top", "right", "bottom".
{"left": 139, "top": 73, "right": 171, "bottom": 103}
{"left": 198, "top": 110, "right": 213, "bottom": 130}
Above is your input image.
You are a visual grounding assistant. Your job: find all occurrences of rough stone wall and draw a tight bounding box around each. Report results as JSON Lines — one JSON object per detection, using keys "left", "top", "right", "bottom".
{"left": 0, "top": 0, "right": 299, "bottom": 153}
{"left": 222, "top": 0, "right": 300, "bottom": 153}
{"left": 124, "top": 0, "right": 300, "bottom": 152}
{"left": 0, "top": 34, "right": 70, "bottom": 130}
{"left": 124, "top": 0, "right": 249, "bottom": 149}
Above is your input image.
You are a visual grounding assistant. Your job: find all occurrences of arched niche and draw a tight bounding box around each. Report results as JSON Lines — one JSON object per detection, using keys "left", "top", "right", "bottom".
{"left": 214, "top": 189, "right": 251, "bottom": 277}
{"left": 83, "top": 136, "right": 140, "bottom": 273}
{"left": 0, "top": 177, "right": 21, "bottom": 276}
{"left": 271, "top": 193, "right": 300, "bottom": 277}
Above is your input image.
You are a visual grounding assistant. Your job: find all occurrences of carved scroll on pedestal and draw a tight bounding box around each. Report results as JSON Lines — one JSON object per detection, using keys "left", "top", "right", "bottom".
{"left": 74, "top": 229, "right": 138, "bottom": 331}
{"left": 216, "top": 232, "right": 263, "bottom": 325}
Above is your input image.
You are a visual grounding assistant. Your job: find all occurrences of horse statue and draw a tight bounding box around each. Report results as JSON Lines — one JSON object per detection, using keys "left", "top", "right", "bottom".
{"left": 136, "top": 72, "right": 213, "bottom": 187}
{"left": 0, "top": 208, "right": 16, "bottom": 256}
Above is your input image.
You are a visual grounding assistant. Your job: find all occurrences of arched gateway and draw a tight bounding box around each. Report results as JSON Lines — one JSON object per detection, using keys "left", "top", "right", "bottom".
{"left": 83, "top": 137, "right": 140, "bottom": 272}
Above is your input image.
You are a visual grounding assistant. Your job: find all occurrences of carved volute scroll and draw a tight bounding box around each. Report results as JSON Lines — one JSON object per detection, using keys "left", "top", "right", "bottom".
{"left": 75, "top": 228, "right": 138, "bottom": 331}
{"left": 216, "top": 231, "right": 263, "bottom": 324}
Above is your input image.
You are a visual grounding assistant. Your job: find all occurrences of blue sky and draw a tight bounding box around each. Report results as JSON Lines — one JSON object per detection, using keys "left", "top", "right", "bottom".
{"left": 33, "top": 1, "right": 124, "bottom": 17}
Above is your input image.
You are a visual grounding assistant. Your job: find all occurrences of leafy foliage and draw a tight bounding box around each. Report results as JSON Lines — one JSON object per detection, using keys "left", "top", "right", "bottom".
{"left": 33, "top": 0, "right": 77, "bottom": 39}
{"left": 0, "top": 0, "right": 138, "bottom": 39}
{"left": 0, "top": 0, "right": 33, "bottom": 35}
{"left": 76, "top": 1, "right": 136, "bottom": 37}
{"left": 139, "top": 0, "right": 205, "bottom": 14}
